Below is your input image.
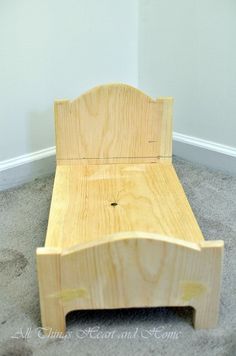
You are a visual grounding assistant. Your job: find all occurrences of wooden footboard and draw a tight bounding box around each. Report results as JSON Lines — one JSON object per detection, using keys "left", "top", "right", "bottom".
{"left": 37, "top": 233, "right": 224, "bottom": 335}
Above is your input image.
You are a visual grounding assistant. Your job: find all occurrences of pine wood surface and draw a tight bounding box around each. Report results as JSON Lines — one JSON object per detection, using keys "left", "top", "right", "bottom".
{"left": 54, "top": 84, "right": 173, "bottom": 164}
{"left": 37, "top": 83, "right": 224, "bottom": 334}
{"left": 45, "top": 162, "right": 204, "bottom": 249}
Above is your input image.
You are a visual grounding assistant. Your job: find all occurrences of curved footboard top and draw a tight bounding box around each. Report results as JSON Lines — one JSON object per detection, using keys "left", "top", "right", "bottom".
{"left": 37, "top": 232, "right": 224, "bottom": 333}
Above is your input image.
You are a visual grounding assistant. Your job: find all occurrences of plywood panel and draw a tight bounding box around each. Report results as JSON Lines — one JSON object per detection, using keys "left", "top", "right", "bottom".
{"left": 37, "top": 236, "right": 224, "bottom": 333}
{"left": 54, "top": 84, "right": 173, "bottom": 163}
{"left": 45, "top": 163, "right": 204, "bottom": 248}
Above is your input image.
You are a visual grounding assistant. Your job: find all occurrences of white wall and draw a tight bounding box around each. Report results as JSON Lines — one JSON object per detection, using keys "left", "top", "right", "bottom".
{"left": 0, "top": 0, "right": 138, "bottom": 161}
{"left": 139, "top": 0, "right": 236, "bottom": 148}
{"left": 1, "top": 0, "right": 236, "bottom": 168}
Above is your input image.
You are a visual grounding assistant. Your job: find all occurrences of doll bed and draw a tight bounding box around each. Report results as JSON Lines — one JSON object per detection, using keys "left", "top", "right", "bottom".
{"left": 37, "top": 84, "right": 224, "bottom": 335}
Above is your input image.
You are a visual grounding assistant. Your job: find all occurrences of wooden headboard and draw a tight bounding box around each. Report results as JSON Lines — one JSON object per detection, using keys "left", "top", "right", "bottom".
{"left": 54, "top": 83, "right": 173, "bottom": 164}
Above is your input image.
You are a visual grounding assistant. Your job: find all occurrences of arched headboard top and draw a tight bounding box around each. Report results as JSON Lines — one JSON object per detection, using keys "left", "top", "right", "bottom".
{"left": 54, "top": 83, "right": 173, "bottom": 164}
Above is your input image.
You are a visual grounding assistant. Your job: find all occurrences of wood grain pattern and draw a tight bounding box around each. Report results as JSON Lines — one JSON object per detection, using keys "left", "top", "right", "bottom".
{"left": 37, "top": 235, "right": 223, "bottom": 334}
{"left": 54, "top": 84, "right": 173, "bottom": 164}
{"left": 37, "top": 83, "right": 224, "bottom": 334}
{"left": 37, "top": 248, "right": 65, "bottom": 334}
{"left": 45, "top": 163, "right": 204, "bottom": 248}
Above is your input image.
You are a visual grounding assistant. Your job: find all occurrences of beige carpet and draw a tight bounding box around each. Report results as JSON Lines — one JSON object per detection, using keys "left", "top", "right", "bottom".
{"left": 0, "top": 157, "right": 235, "bottom": 356}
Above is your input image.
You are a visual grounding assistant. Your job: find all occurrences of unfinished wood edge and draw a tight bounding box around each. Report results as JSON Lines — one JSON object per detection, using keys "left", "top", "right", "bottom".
{"left": 54, "top": 92, "right": 172, "bottom": 107}
{"left": 157, "top": 96, "right": 174, "bottom": 105}
{"left": 36, "top": 247, "right": 65, "bottom": 335}
{"left": 60, "top": 235, "right": 224, "bottom": 256}
{"left": 54, "top": 99, "right": 70, "bottom": 105}
{"left": 54, "top": 100, "right": 68, "bottom": 162}
{"left": 53, "top": 93, "right": 172, "bottom": 111}
{"left": 192, "top": 240, "right": 224, "bottom": 328}
{"left": 199, "top": 240, "right": 224, "bottom": 249}
{"left": 61, "top": 233, "right": 224, "bottom": 258}
{"left": 157, "top": 97, "right": 173, "bottom": 160}
{"left": 37, "top": 247, "right": 62, "bottom": 255}
{"left": 56, "top": 157, "right": 172, "bottom": 165}
{"left": 61, "top": 232, "right": 203, "bottom": 256}
{"left": 54, "top": 86, "right": 173, "bottom": 107}
{"left": 65, "top": 83, "right": 157, "bottom": 105}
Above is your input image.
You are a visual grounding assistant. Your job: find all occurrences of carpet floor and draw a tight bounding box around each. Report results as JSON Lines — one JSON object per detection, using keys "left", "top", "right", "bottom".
{"left": 0, "top": 157, "right": 235, "bottom": 356}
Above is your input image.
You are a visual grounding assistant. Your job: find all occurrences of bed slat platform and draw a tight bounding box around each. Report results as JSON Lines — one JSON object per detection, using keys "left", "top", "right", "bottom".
{"left": 37, "top": 84, "right": 224, "bottom": 335}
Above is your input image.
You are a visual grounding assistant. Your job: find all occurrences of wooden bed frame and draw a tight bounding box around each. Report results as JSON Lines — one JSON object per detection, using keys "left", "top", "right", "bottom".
{"left": 37, "top": 84, "right": 224, "bottom": 334}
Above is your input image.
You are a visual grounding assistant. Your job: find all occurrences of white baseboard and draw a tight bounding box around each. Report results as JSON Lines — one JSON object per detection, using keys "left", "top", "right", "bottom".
{"left": 0, "top": 133, "right": 235, "bottom": 190}
{"left": 0, "top": 147, "right": 56, "bottom": 191}
{"left": 0, "top": 146, "right": 56, "bottom": 172}
{"left": 173, "top": 132, "right": 236, "bottom": 158}
{"left": 173, "top": 132, "right": 236, "bottom": 176}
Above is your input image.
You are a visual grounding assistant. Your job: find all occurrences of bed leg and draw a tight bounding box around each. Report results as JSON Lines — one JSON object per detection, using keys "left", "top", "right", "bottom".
{"left": 193, "top": 242, "right": 224, "bottom": 329}
{"left": 37, "top": 248, "right": 65, "bottom": 335}
{"left": 193, "top": 302, "right": 220, "bottom": 329}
